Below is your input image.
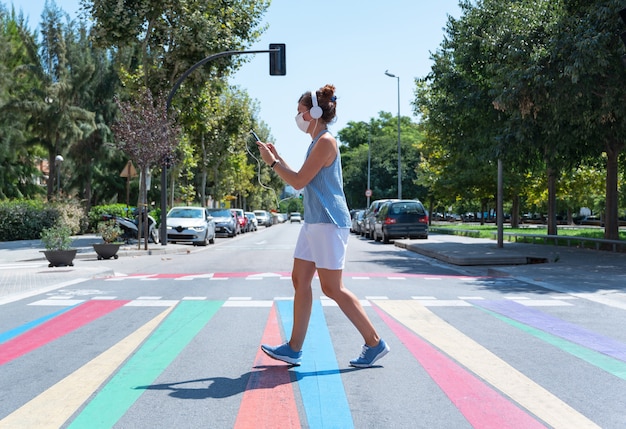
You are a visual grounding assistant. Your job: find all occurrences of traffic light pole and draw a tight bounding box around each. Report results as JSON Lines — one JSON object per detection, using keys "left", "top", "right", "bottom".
{"left": 161, "top": 45, "right": 285, "bottom": 245}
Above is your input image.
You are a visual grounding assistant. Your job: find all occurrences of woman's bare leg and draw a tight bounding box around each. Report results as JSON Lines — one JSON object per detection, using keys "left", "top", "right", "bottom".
{"left": 288, "top": 258, "right": 317, "bottom": 351}
{"left": 317, "top": 267, "right": 380, "bottom": 347}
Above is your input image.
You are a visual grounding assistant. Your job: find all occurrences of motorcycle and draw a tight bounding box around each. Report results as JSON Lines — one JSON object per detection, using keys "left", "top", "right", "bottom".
{"left": 102, "top": 209, "right": 159, "bottom": 244}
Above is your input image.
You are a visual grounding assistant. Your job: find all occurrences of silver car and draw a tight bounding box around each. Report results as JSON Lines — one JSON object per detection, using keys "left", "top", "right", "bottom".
{"left": 166, "top": 206, "right": 216, "bottom": 246}
{"left": 290, "top": 212, "right": 302, "bottom": 223}
{"left": 254, "top": 210, "right": 272, "bottom": 227}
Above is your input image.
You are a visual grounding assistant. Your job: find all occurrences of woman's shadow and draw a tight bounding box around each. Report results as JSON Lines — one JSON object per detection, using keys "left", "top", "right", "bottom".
{"left": 135, "top": 365, "right": 359, "bottom": 399}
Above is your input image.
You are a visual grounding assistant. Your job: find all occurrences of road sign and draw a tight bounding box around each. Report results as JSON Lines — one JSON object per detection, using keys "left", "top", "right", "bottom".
{"left": 365, "top": 189, "right": 372, "bottom": 197}
{"left": 120, "top": 161, "right": 137, "bottom": 178}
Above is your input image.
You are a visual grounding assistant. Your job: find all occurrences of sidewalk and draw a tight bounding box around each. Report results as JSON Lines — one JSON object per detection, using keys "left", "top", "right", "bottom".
{"left": 1, "top": 233, "right": 625, "bottom": 309}
{"left": 395, "top": 234, "right": 626, "bottom": 310}
{"left": 0, "top": 235, "right": 191, "bottom": 302}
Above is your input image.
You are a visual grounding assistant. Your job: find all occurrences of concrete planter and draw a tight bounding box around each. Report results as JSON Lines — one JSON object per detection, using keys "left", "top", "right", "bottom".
{"left": 42, "top": 249, "right": 77, "bottom": 267}
{"left": 93, "top": 243, "right": 121, "bottom": 260}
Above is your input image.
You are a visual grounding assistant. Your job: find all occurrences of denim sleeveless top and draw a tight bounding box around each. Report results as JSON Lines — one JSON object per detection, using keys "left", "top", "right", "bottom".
{"left": 303, "top": 130, "right": 351, "bottom": 227}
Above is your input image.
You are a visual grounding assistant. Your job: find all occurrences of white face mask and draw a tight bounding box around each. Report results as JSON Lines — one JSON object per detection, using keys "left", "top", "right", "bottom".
{"left": 295, "top": 111, "right": 310, "bottom": 133}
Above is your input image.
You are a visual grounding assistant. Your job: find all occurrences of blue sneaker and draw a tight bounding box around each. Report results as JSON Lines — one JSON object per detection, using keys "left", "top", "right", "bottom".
{"left": 349, "top": 339, "right": 390, "bottom": 368}
{"left": 261, "top": 342, "right": 302, "bottom": 366}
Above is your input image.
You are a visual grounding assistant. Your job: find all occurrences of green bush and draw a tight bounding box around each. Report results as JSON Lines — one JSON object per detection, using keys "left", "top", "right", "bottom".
{"left": 88, "top": 204, "right": 135, "bottom": 230}
{"left": 96, "top": 219, "right": 123, "bottom": 243}
{"left": 40, "top": 223, "right": 73, "bottom": 250}
{"left": 0, "top": 200, "right": 165, "bottom": 241}
{"left": 0, "top": 199, "right": 88, "bottom": 242}
{"left": 88, "top": 204, "right": 161, "bottom": 230}
{"left": 54, "top": 199, "right": 87, "bottom": 235}
{"left": 0, "top": 200, "right": 58, "bottom": 241}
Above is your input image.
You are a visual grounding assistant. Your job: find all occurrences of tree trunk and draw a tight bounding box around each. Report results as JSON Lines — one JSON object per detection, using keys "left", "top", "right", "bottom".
{"left": 428, "top": 198, "right": 435, "bottom": 226}
{"left": 547, "top": 166, "right": 557, "bottom": 236}
{"left": 480, "top": 199, "right": 487, "bottom": 225}
{"left": 169, "top": 168, "right": 175, "bottom": 208}
{"left": 511, "top": 194, "right": 520, "bottom": 228}
{"left": 138, "top": 166, "right": 148, "bottom": 250}
{"left": 213, "top": 165, "right": 220, "bottom": 207}
{"left": 604, "top": 141, "right": 620, "bottom": 240}
{"left": 47, "top": 149, "right": 55, "bottom": 201}
{"left": 201, "top": 134, "right": 208, "bottom": 207}
{"left": 567, "top": 207, "right": 573, "bottom": 225}
{"left": 84, "top": 159, "right": 93, "bottom": 214}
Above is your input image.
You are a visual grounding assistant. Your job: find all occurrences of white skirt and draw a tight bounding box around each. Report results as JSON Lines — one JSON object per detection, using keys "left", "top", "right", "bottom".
{"left": 293, "top": 223, "right": 350, "bottom": 270}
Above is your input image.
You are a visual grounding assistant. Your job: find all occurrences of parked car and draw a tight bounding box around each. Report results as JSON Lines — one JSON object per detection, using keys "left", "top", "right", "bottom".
{"left": 372, "top": 199, "right": 429, "bottom": 243}
{"left": 351, "top": 209, "right": 365, "bottom": 234}
{"left": 363, "top": 199, "right": 396, "bottom": 239}
{"left": 166, "top": 206, "right": 215, "bottom": 246}
{"left": 254, "top": 210, "right": 272, "bottom": 227}
{"left": 207, "top": 208, "right": 240, "bottom": 237}
{"left": 231, "top": 208, "right": 249, "bottom": 232}
{"left": 245, "top": 212, "right": 258, "bottom": 231}
{"left": 290, "top": 212, "right": 302, "bottom": 223}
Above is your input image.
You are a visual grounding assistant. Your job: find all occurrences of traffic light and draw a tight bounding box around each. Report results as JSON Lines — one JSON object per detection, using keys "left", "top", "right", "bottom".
{"left": 269, "top": 43, "right": 286, "bottom": 76}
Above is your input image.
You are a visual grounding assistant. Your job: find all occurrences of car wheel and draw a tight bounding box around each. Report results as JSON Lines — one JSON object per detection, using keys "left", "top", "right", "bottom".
{"left": 382, "top": 230, "right": 390, "bottom": 244}
{"left": 209, "top": 233, "right": 215, "bottom": 244}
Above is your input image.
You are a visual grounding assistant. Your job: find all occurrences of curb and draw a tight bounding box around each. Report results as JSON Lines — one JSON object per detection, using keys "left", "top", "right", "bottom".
{"left": 394, "top": 240, "right": 531, "bottom": 266}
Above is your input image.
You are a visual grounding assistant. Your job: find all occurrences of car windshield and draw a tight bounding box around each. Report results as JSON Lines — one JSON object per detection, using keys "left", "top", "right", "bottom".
{"left": 207, "top": 209, "right": 231, "bottom": 217}
{"left": 169, "top": 208, "right": 202, "bottom": 218}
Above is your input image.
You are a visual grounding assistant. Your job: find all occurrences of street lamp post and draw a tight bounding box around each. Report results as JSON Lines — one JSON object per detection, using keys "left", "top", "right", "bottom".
{"left": 55, "top": 155, "right": 64, "bottom": 195}
{"left": 385, "top": 70, "right": 401, "bottom": 199}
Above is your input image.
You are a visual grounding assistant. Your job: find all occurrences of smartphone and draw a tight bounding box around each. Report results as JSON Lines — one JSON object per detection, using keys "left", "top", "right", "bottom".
{"left": 250, "top": 130, "right": 261, "bottom": 142}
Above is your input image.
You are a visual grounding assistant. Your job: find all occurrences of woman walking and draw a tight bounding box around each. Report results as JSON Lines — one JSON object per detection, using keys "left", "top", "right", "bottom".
{"left": 255, "top": 84, "right": 389, "bottom": 368}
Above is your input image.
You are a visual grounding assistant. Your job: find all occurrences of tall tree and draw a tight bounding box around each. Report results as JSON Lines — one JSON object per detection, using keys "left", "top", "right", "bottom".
{"left": 64, "top": 21, "right": 120, "bottom": 210}
{"left": 338, "top": 112, "right": 425, "bottom": 209}
{"left": 4, "top": 2, "right": 95, "bottom": 200}
{"left": 84, "top": 0, "right": 269, "bottom": 104}
{"left": 0, "top": 8, "right": 44, "bottom": 199}
{"left": 551, "top": 0, "right": 626, "bottom": 239}
{"left": 112, "top": 88, "right": 180, "bottom": 248}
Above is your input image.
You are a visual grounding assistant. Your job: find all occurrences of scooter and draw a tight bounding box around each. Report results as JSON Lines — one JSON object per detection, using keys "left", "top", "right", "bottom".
{"left": 101, "top": 209, "right": 159, "bottom": 244}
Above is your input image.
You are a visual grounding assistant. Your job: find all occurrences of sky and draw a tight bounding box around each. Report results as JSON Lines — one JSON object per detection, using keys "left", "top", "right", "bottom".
{"left": 16, "top": 0, "right": 462, "bottom": 169}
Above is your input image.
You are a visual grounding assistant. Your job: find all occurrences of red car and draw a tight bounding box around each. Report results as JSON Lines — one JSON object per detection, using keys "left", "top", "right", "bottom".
{"left": 231, "top": 208, "right": 248, "bottom": 233}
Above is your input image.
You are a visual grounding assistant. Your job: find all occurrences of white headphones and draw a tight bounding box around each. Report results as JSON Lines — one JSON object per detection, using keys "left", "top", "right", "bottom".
{"left": 310, "top": 89, "right": 323, "bottom": 119}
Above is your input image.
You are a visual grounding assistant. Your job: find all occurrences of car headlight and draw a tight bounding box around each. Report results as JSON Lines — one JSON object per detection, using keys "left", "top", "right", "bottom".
{"left": 190, "top": 226, "right": 206, "bottom": 232}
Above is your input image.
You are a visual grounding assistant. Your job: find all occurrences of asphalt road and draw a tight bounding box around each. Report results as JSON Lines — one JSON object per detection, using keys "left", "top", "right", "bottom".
{"left": 1, "top": 223, "right": 624, "bottom": 428}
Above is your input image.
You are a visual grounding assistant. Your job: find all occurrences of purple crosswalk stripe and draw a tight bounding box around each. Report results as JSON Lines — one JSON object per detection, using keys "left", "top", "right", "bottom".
{"left": 472, "top": 300, "right": 626, "bottom": 362}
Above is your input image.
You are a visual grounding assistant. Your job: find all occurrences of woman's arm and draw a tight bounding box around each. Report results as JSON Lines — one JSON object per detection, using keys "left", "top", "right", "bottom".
{"left": 265, "top": 143, "right": 292, "bottom": 170}
{"left": 257, "top": 135, "right": 336, "bottom": 190}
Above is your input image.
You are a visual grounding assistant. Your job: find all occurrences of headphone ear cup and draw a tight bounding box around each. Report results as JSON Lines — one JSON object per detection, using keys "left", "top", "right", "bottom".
{"left": 310, "top": 90, "right": 323, "bottom": 119}
{"left": 310, "top": 105, "right": 323, "bottom": 119}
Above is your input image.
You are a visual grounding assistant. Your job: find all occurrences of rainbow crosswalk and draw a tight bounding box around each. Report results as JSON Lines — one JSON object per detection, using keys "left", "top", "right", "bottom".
{"left": 1, "top": 290, "right": 625, "bottom": 428}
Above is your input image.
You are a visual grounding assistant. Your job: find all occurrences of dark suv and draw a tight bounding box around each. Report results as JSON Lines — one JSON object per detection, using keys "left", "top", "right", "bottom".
{"left": 372, "top": 199, "right": 429, "bottom": 243}
{"left": 363, "top": 199, "right": 396, "bottom": 239}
